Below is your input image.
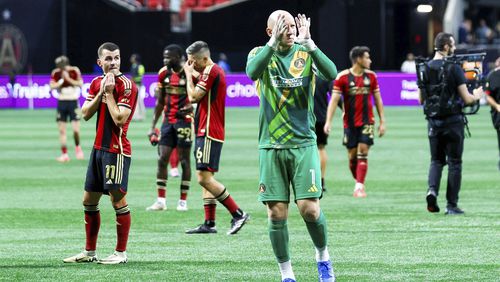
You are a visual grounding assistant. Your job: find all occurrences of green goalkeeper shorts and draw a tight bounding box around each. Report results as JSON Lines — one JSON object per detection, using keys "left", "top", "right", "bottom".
{"left": 258, "top": 145, "right": 322, "bottom": 203}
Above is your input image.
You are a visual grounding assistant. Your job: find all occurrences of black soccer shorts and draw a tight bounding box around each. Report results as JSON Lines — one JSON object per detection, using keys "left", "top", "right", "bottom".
{"left": 194, "top": 136, "right": 223, "bottom": 172}
{"left": 84, "top": 149, "right": 131, "bottom": 195}
{"left": 56, "top": 100, "right": 80, "bottom": 122}
{"left": 159, "top": 120, "right": 193, "bottom": 148}
{"left": 343, "top": 124, "right": 374, "bottom": 148}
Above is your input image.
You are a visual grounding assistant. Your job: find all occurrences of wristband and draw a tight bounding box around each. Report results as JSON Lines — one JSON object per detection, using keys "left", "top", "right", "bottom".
{"left": 296, "top": 38, "right": 317, "bottom": 52}
{"left": 267, "top": 37, "right": 279, "bottom": 50}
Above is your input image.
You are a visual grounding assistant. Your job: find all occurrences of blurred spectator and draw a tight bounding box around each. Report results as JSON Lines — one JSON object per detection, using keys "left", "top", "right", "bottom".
{"left": 170, "top": 0, "right": 182, "bottom": 32}
{"left": 458, "top": 19, "right": 473, "bottom": 45}
{"left": 494, "top": 22, "right": 500, "bottom": 44}
{"left": 400, "top": 53, "right": 416, "bottom": 74}
{"left": 217, "top": 53, "right": 231, "bottom": 73}
{"left": 130, "top": 53, "right": 146, "bottom": 121}
{"left": 475, "top": 19, "right": 493, "bottom": 44}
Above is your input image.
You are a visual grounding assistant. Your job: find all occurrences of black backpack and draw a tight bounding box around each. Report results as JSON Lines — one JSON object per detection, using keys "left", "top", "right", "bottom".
{"left": 417, "top": 60, "right": 462, "bottom": 118}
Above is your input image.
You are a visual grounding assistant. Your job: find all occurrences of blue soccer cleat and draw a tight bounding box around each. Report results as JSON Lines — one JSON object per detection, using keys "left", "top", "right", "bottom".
{"left": 317, "top": 260, "right": 336, "bottom": 282}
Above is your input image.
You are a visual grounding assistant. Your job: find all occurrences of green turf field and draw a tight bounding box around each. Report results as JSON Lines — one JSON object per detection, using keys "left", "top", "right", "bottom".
{"left": 0, "top": 107, "right": 498, "bottom": 281}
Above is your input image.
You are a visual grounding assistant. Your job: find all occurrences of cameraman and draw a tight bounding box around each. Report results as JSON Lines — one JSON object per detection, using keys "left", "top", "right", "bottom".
{"left": 485, "top": 57, "right": 500, "bottom": 170}
{"left": 417, "top": 32, "right": 483, "bottom": 215}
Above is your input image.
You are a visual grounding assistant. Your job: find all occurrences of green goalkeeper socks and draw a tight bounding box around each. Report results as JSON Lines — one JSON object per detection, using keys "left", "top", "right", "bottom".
{"left": 268, "top": 219, "right": 290, "bottom": 263}
{"left": 304, "top": 210, "right": 328, "bottom": 250}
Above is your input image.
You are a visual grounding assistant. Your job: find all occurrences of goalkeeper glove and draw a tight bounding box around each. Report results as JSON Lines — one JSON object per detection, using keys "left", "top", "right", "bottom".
{"left": 295, "top": 38, "right": 317, "bottom": 52}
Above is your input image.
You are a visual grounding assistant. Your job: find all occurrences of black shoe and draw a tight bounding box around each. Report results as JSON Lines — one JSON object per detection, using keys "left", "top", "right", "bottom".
{"left": 445, "top": 206, "right": 464, "bottom": 215}
{"left": 426, "top": 190, "right": 440, "bottom": 213}
{"left": 185, "top": 224, "right": 217, "bottom": 234}
{"left": 227, "top": 212, "right": 250, "bottom": 235}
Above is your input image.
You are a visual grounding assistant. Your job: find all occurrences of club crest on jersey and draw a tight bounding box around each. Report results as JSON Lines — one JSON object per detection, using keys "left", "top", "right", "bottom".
{"left": 293, "top": 58, "right": 306, "bottom": 69}
{"left": 363, "top": 77, "right": 371, "bottom": 86}
{"left": 201, "top": 73, "right": 209, "bottom": 81}
{"left": 124, "top": 89, "right": 131, "bottom": 96}
{"left": 259, "top": 183, "right": 266, "bottom": 193}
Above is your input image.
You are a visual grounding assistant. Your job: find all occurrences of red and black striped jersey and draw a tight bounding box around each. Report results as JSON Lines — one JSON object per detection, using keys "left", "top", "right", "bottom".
{"left": 194, "top": 63, "right": 226, "bottom": 142}
{"left": 157, "top": 66, "right": 192, "bottom": 123}
{"left": 87, "top": 73, "right": 138, "bottom": 157}
{"left": 50, "top": 66, "right": 81, "bottom": 88}
{"left": 333, "top": 69, "right": 379, "bottom": 128}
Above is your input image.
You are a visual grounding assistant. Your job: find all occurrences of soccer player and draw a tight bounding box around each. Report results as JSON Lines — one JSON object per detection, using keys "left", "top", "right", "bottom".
{"left": 246, "top": 11, "right": 337, "bottom": 282}
{"left": 130, "top": 53, "right": 146, "bottom": 121}
{"left": 50, "top": 55, "right": 84, "bottom": 162}
{"left": 183, "top": 40, "right": 250, "bottom": 235}
{"left": 485, "top": 57, "right": 500, "bottom": 170}
{"left": 314, "top": 76, "right": 335, "bottom": 192}
{"left": 146, "top": 44, "right": 193, "bottom": 212}
{"left": 63, "top": 42, "right": 138, "bottom": 264}
{"left": 324, "top": 46, "right": 386, "bottom": 198}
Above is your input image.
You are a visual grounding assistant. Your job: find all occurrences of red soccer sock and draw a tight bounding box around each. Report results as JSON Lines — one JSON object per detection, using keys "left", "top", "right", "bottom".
{"left": 84, "top": 209, "right": 100, "bottom": 251}
{"left": 169, "top": 148, "right": 179, "bottom": 168}
{"left": 204, "top": 204, "right": 217, "bottom": 226}
{"left": 180, "top": 191, "right": 187, "bottom": 200}
{"left": 349, "top": 159, "right": 358, "bottom": 180}
{"left": 115, "top": 206, "right": 131, "bottom": 252}
{"left": 158, "top": 188, "right": 166, "bottom": 198}
{"left": 218, "top": 194, "right": 242, "bottom": 217}
{"left": 356, "top": 159, "right": 368, "bottom": 184}
{"left": 61, "top": 145, "right": 68, "bottom": 154}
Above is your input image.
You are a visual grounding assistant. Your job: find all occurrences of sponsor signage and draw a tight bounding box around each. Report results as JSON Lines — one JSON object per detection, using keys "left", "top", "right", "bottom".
{"left": 0, "top": 73, "right": 419, "bottom": 108}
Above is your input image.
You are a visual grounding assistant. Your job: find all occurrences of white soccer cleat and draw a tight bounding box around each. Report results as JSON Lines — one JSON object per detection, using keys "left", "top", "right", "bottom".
{"left": 176, "top": 200, "right": 188, "bottom": 211}
{"left": 169, "top": 167, "right": 180, "bottom": 177}
{"left": 63, "top": 250, "right": 97, "bottom": 263}
{"left": 146, "top": 200, "right": 167, "bottom": 211}
{"left": 353, "top": 183, "right": 366, "bottom": 198}
{"left": 56, "top": 154, "right": 70, "bottom": 163}
{"left": 97, "top": 251, "right": 127, "bottom": 264}
{"left": 75, "top": 147, "right": 85, "bottom": 160}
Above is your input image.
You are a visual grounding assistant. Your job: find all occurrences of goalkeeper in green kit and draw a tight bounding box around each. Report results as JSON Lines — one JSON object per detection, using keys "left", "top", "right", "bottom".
{"left": 246, "top": 10, "right": 337, "bottom": 282}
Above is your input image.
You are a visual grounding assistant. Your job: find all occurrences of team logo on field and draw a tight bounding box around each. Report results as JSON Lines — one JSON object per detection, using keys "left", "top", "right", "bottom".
{"left": 293, "top": 58, "right": 305, "bottom": 69}
{"left": 259, "top": 183, "right": 266, "bottom": 193}
{"left": 0, "top": 24, "right": 27, "bottom": 74}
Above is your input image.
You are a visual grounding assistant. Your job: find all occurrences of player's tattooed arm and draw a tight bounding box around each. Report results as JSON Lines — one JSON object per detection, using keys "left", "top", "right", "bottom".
{"left": 103, "top": 73, "right": 132, "bottom": 127}
{"left": 82, "top": 77, "right": 107, "bottom": 121}
{"left": 183, "top": 60, "right": 206, "bottom": 103}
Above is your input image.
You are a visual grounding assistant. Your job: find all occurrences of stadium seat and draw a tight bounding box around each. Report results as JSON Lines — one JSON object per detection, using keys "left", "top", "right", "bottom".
{"left": 198, "top": 0, "right": 214, "bottom": 7}
{"left": 184, "top": 0, "right": 197, "bottom": 8}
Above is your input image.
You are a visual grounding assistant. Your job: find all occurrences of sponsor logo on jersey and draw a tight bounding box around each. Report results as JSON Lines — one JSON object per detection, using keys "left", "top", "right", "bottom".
{"left": 271, "top": 75, "right": 304, "bottom": 88}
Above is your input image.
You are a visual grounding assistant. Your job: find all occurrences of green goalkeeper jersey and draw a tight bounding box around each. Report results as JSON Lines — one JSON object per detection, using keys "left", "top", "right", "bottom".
{"left": 246, "top": 43, "right": 337, "bottom": 149}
